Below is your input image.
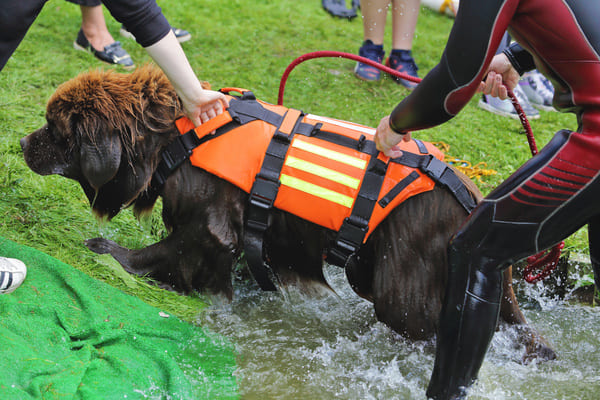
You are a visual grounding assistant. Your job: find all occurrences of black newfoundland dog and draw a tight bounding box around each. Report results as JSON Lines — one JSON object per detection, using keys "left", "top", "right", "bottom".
{"left": 21, "top": 66, "right": 554, "bottom": 361}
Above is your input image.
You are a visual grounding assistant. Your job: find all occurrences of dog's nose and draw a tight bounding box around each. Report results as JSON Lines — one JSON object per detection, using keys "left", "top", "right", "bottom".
{"left": 20, "top": 137, "right": 27, "bottom": 151}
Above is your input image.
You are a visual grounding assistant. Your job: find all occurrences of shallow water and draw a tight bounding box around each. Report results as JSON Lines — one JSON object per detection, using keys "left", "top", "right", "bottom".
{"left": 199, "top": 265, "right": 600, "bottom": 399}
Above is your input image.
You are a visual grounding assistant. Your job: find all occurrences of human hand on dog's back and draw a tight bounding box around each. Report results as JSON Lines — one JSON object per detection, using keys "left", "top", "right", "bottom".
{"left": 145, "top": 30, "right": 229, "bottom": 126}
{"left": 374, "top": 115, "right": 411, "bottom": 158}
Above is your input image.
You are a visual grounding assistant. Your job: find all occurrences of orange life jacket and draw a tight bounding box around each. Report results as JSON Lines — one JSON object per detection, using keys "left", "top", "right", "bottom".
{"left": 154, "top": 88, "right": 475, "bottom": 290}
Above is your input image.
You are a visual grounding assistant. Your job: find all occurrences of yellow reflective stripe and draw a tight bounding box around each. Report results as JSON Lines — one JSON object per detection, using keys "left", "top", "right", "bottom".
{"left": 280, "top": 174, "right": 354, "bottom": 208}
{"left": 292, "top": 137, "right": 367, "bottom": 170}
{"left": 285, "top": 156, "right": 360, "bottom": 189}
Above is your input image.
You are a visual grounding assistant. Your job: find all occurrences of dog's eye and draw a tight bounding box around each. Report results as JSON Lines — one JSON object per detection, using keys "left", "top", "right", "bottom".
{"left": 46, "top": 126, "right": 64, "bottom": 145}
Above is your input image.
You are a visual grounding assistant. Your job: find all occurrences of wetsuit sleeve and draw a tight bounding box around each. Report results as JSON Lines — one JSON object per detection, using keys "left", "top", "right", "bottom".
{"left": 503, "top": 42, "right": 536, "bottom": 76}
{"left": 101, "top": 0, "right": 171, "bottom": 47}
{"left": 0, "top": 0, "right": 47, "bottom": 71}
{"left": 389, "top": 0, "right": 517, "bottom": 134}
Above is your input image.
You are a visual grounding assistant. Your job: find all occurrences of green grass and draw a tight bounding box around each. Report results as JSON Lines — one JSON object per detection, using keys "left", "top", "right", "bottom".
{"left": 0, "top": 0, "right": 584, "bottom": 318}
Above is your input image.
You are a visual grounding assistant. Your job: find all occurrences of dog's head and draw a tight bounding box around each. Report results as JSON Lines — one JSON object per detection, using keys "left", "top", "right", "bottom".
{"left": 21, "top": 65, "right": 186, "bottom": 219}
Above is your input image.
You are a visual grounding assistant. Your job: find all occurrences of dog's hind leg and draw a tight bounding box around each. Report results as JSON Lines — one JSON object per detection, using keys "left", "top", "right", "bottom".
{"left": 368, "top": 187, "right": 462, "bottom": 340}
{"left": 345, "top": 251, "right": 375, "bottom": 302}
{"left": 264, "top": 213, "right": 334, "bottom": 297}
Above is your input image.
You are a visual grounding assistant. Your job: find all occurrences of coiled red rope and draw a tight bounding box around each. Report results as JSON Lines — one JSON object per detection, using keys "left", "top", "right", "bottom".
{"left": 506, "top": 88, "right": 565, "bottom": 283}
{"left": 278, "top": 51, "right": 563, "bottom": 283}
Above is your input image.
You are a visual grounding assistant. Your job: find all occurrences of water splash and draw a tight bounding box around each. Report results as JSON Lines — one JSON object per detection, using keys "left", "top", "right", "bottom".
{"left": 198, "top": 264, "right": 600, "bottom": 399}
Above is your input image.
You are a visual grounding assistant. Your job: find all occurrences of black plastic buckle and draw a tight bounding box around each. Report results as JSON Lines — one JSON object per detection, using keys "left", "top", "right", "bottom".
{"left": 165, "top": 137, "right": 191, "bottom": 169}
{"left": 246, "top": 197, "right": 271, "bottom": 232}
{"left": 310, "top": 122, "right": 323, "bottom": 136}
{"left": 336, "top": 215, "right": 368, "bottom": 253}
{"left": 240, "top": 91, "right": 256, "bottom": 101}
{"left": 357, "top": 135, "right": 366, "bottom": 151}
{"left": 253, "top": 172, "right": 281, "bottom": 201}
{"left": 425, "top": 155, "right": 447, "bottom": 180}
{"left": 273, "top": 129, "right": 291, "bottom": 144}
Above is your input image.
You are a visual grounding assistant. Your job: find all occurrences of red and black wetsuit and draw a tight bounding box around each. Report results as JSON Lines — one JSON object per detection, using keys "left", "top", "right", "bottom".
{"left": 385, "top": 0, "right": 600, "bottom": 399}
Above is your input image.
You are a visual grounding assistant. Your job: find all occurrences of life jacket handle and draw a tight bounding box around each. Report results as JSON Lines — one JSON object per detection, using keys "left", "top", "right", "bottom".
{"left": 219, "top": 87, "right": 256, "bottom": 100}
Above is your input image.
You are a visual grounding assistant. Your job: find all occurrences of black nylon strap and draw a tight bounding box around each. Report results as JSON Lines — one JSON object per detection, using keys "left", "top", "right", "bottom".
{"left": 413, "top": 138, "right": 429, "bottom": 154}
{"left": 227, "top": 97, "right": 284, "bottom": 126}
{"left": 391, "top": 153, "right": 477, "bottom": 213}
{"left": 228, "top": 97, "right": 383, "bottom": 156}
{"left": 152, "top": 128, "right": 203, "bottom": 188}
{"left": 243, "top": 109, "right": 303, "bottom": 291}
{"left": 309, "top": 130, "right": 379, "bottom": 155}
{"left": 378, "top": 171, "right": 420, "bottom": 208}
{"left": 327, "top": 156, "right": 388, "bottom": 267}
{"left": 151, "top": 119, "right": 239, "bottom": 189}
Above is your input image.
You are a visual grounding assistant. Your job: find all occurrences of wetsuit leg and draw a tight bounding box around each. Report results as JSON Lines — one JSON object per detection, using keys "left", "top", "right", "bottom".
{"left": 427, "top": 129, "right": 600, "bottom": 399}
{"left": 588, "top": 215, "right": 600, "bottom": 289}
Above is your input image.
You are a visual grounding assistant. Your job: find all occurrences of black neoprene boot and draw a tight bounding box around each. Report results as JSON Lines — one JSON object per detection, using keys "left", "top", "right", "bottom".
{"left": 588, "top": 215, "right": 600, "bottom": 289}
{"left": 426, "top": 246, "right": 503, "bottom": 399}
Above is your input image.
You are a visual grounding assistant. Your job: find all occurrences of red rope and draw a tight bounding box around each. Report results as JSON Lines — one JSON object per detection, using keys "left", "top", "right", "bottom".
{"left": 506, "top": 88, "right": 538, "bottom": 156}
{"left": 277, "top": 51, "right": 420, "bottom": 106}
{"left": 277, "top": 51, "right": 563, "bottom": 283}
{"left": 506, "top": 87, "right": 565, "bottom": 283}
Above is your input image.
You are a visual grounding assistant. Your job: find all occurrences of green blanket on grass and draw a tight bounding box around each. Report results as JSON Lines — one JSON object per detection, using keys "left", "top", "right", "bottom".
{"left": 0, "top": 237, "right": 238, "bottom": 399}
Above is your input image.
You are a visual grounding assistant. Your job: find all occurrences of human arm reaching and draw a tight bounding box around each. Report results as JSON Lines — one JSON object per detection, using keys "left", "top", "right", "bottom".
{"left": 101, "top": 0, "right": 228, "bottom": 127}
{"left": 144, "top": 30, "right": 228, "bottom": 126}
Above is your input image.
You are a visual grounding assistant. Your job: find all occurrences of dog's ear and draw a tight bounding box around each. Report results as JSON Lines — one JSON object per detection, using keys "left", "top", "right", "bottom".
{"left": 77, "top": 120, "right": 123, "bottom": 191}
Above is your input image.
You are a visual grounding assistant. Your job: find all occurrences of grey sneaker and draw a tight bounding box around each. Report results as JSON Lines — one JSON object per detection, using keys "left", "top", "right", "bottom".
{"left": 478, "top": 85, "right": 540, "bottom": 120}
{"left": 0, "top": 257, "right": 27, "bottom": 294}
{"left": 519, "top": 70, "right": 556, "bottom": 111}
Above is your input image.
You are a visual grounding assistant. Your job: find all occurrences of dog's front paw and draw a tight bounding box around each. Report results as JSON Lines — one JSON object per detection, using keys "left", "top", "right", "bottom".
{"left": 516, "top": 325, "right": 557, "bottom": 364}
{"left": 523, "top": 337, "right": 557, "bottom": 364}
{"left": 85, "top": 237, "right": 118, "bottom": 255}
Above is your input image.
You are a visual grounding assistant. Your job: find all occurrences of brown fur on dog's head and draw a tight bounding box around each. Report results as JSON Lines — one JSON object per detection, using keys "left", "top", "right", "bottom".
{"left": 21, "top": 65, "right": 198, "bottom": 219}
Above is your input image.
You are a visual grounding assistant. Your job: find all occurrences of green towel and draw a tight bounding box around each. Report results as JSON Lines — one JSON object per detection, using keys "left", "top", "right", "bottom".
{"left": 0, "top": 237, "right": 238, "bottom": 399}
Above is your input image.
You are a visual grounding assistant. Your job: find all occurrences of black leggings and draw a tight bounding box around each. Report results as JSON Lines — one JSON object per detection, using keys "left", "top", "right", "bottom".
{"left": 0, "top": 0, "right": 48, "bottom": 71}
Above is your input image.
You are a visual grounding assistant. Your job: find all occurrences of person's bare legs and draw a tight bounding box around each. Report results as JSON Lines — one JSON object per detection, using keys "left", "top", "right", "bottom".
{"left": 355, "top": 0, "right": 389, "bottom": 80}
{"left": 386, "top": 0, "right": 421, "bottom": 88}
{"left": 361, "top": 0, "right": 389, "bottom": 46}
{"left": 79, "top": 5, "right": 115, "bottom": 51}
{"left": 74, "top": 4, "right": 133, "bottom": 68}
{"left": 390, "top": 0, "right": 420, "bottom": 51}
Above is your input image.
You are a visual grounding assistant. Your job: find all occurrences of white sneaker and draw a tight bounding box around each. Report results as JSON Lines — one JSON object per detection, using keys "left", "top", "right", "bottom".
{"left": 0, "top": 257, "right": 27, "bottom": 294}
{"left": 478, "top": 85, "right": 540, "bottom": 120}
{"left": 519, "top": 70, "right": 556, "bottom": 112}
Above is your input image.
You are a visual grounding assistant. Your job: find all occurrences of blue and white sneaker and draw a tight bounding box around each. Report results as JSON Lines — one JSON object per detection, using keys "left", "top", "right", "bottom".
{"left": 478, "top": 84, "right": 540, "bottom": 120}
{"left": 519, "top": 70, "right": 556, "bottom": 112}
{"left": 0, "top": 257, "right": 27, "bottom": 294}
{"left": 385, "top": 49, "right": 419, "bottom": 90}
{"left": 354, "top": 40, "right": 385, "bottom": 81}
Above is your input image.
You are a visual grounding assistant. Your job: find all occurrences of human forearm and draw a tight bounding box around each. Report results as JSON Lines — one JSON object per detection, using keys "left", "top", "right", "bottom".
{"left": 144, "top": 31, "right": 227, "bottom": 126}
